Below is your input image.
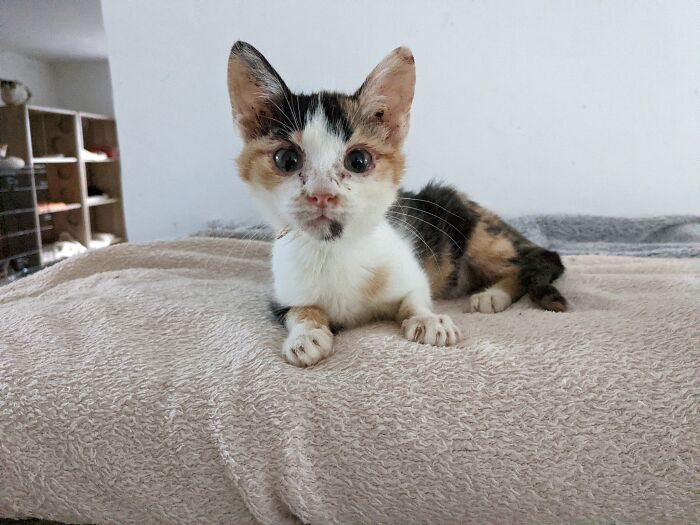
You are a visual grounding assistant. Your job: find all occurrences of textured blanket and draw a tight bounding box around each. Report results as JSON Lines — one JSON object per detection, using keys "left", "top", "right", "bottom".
{"left": 198, "top": 214, "right": 700, "bottom": 257}
{"left": 0, "top": 238, "right": 698, "bottom": 525}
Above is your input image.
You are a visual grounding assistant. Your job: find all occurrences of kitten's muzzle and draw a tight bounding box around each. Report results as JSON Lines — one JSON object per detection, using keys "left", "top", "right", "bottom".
{"left": 307, "top": 192, "right": 337, "bottom": 208}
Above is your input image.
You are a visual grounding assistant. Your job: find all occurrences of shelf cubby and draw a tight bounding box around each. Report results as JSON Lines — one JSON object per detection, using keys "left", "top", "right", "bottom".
{"left": 0, "top": 104, "right": 127, "bottom": 282}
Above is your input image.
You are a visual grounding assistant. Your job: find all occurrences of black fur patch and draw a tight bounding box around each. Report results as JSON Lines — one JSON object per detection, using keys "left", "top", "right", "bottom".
{"left": 325, "top": 220, "right": 344, "bottom": 241}
{"left": 269, "top": 300, "right": 290, "bottom": 326}
{"left": 389, "top": 182, "right": 479, "bottom": 291}
{"left": 261, "top": 91, "right": 354, "bottom": 142}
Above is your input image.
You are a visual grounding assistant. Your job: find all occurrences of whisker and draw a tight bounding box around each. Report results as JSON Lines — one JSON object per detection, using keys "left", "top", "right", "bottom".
{"left": 396, "top": 196, "right": 471, "bottom": 224}
{"left": 391, "top": 203, "right": 469, "bottom": 242}
{"left": 386, "top": 212, "right": 440, "bottom": 267}
{"left": 387, "top": 209, "right": 463, "bottom": 251}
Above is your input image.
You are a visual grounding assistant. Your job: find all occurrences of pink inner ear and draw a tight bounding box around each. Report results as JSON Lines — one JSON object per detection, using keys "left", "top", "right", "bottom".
{"left": 359, "top": 47, "right": 416, "bottom": 145}
{"left": 227, "top": 60, "right": 268, "bottom": 138}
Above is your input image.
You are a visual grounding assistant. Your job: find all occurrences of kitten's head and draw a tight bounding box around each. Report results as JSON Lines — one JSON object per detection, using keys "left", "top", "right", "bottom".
{"left": 227, "top": 41, "right": 415, "bottom": 241}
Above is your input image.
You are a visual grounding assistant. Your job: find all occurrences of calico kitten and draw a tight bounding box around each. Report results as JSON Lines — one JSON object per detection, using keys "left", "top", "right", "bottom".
{"left": 227, "top": 42, "right": 567, "bottom": 367}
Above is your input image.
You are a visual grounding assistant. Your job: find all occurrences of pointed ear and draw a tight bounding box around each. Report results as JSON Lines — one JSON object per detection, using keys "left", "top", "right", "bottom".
{"left": 356, "top": 47, "right": 416, "bottom": 145}
{"left": 227, "top": 41, "right": 288, "bottom": 140}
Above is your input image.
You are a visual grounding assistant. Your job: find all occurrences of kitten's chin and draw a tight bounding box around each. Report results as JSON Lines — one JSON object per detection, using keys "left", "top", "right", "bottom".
{"left": 301, "top": 218, "right": 344, "bottom": 241}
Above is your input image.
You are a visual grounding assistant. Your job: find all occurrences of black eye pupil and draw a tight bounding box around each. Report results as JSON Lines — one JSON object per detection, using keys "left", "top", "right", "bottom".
{"left": 274, "top": 148, "right": 301, "bottom": 173}
{"left": 345, "top": 149, "right": 371, "bottom": 173}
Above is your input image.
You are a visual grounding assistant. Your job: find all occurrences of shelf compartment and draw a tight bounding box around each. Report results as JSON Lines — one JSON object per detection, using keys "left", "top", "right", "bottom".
{"left": 0, "top": 225, "right": 52, "bottom": 241}
{"left": 0, "top": 248, "right": 41, "bottom": 265}
{"left": 29, "top": 109, "right": 78, "bottom": 160}
{"left": 0, "top": 207, "right": 35, "bottom": 217}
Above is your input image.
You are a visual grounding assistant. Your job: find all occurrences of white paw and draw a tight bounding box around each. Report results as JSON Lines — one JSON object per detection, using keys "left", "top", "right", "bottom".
{"left": 467, "top": 287, "right": 512, "bottom": 313}
{"left": 402, "top": 314, "right": 460, "bottom": 347}
{"left": 283, "top": 325, "right": 334, "bottom": 367}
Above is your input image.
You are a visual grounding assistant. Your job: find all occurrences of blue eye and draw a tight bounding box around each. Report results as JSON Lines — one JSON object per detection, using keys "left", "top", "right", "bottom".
{"left": 273, "top": 148, "right": 302, "bottom": 173}
{"left": 344, "top": 149, "right": 372, "bottom": 173}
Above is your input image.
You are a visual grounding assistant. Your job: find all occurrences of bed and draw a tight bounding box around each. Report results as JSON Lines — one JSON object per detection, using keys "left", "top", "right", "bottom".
{"left": 0, "top": 235, "right": 698, "bottom": 524}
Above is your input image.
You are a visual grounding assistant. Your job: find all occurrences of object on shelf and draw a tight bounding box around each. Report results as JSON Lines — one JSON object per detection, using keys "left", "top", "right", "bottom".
{"left": 36, "top": 200, "right": 78, "bottom": 214}
{"left": 86, "top": 146, "right": 118, "bottom": 159}
{"left": 0, "top": 143, "right": 25, "bottom": 169}
{"left": 1, "top": 79, "right": 32, "bottom": 106}
{"left": 41, "top": 232, "right": 87, "bottom": 264}
{"left": 81, "top": 148, "right": 109, "bottom": 162}
{"left": 33, "top": 155, "right": 78, "bottom": 164}
{"left": 87, "top": 184, "right": 106, "bottom": 197}
{"left": 89, "top": 232, "right": 118, "bottom": 250}
{"left": 0, "top": 157, "right": 25, "bottom": 169}
{"left": 86, "top": 195, "right": 115, "bottom": 206}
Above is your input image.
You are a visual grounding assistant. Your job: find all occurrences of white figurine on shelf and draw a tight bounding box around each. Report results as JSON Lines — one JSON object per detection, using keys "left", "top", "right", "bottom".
{"left": 1, "top": 79, "right": 32, "bottom": 106}
{"left": 0, "top": 143, "right": 25, "bottom": 169}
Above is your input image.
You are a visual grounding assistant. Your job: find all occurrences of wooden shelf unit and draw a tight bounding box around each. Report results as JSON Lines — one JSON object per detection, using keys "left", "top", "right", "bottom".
{"left": 0, "top": 104, "right": 127, "bottom": 278}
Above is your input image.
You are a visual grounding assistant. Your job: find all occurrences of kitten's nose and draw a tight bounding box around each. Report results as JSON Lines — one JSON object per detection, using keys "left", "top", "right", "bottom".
{"left": 307, "top": 193, "right": 337, "bottom": 207}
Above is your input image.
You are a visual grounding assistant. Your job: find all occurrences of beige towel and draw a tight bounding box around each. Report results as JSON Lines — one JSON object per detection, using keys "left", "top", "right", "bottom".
{"left": 0, "top": 238, "right": 697, "bottom": 524}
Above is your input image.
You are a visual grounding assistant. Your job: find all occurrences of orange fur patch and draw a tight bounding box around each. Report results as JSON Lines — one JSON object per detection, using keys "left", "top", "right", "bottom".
{"left": 492, "top": 274, "right": 523, "bottom": 301}
{"left": 347, "top": 127, "right": 405, "bottom": 185}
{"left": 236, "top": 137, "right": 287, "bottom": 190}
{"left": 466, "top": 222, "right": 518, "bottom": 281}
{"left": 363, "top": 266, "right": 390, "bottom": 300}
{"left": 422, "top": 244, "right": 455, "bottom": 298}
{"left": 287, "top": 306, "right": 329, "bottom": 327}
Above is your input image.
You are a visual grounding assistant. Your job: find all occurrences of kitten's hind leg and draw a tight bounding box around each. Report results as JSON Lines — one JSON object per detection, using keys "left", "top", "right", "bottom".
{"left": 517, "top": 247, "right": 568, "bottom": 312}
{"left": 467, "top": 274, "right": 522, "bottom": 313}
{"left": 279, "top": 305, "right": 334, "bottom": 367}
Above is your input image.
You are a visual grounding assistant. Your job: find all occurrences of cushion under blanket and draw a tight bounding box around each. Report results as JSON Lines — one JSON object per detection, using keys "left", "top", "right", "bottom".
{"left": 0, "top": 238, "right": 697, "bottom": 525}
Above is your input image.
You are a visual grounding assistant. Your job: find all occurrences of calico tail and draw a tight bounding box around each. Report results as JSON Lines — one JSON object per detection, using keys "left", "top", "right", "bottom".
{"left": 517, "top": 246, "right": 568, "bottom": 312}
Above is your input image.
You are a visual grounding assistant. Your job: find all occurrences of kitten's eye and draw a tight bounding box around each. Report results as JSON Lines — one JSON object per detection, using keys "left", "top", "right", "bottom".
{"left": 344, "top": 149, "right": 372, "bottom": 173}
{"left": 273, "top": 148, "right": 302, "bottom": 173}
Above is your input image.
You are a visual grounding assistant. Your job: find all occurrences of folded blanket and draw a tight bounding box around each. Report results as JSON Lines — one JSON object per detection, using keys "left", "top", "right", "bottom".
{"left": 0, "top": 238, "right": 698, "bottom": 524}
{"left": 198, "top": 214, "right": 700, "bottom": 257}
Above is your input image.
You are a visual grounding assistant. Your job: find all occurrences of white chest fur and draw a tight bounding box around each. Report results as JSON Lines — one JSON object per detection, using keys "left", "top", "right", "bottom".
{"left": 272, "top": 221, "right": 432, "bottom": 326}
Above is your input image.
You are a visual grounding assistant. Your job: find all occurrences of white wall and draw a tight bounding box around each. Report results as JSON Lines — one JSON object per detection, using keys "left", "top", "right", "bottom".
{"left": 0, "top": 49, "right": 114, "bottom": 116}
{"left": 54, "top": 60, "right": 114, "bottom": 116}
{"left": 102, "top": 0, "right": 700, "bottom": 242}
{"left": 0, "top": 49, "right": 59, "bottom": 106}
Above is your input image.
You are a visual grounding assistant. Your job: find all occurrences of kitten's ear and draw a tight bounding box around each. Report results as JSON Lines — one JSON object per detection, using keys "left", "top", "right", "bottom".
{"left": 227, "top": 41, "right": 288, "bottom": 140}
{"left": 356, "top": 47, "right": 416, "bottom": 145}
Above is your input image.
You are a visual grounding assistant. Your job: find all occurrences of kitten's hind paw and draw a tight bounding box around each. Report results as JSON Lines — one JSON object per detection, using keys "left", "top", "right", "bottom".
{"left": 283, "top": 324, "right": 334, "bottom": 367}
{"left": 467, "top": 287, "right": 512, "bottom": 313}
{"left": 402, "top": 314, "right": 460, "bottom": 346}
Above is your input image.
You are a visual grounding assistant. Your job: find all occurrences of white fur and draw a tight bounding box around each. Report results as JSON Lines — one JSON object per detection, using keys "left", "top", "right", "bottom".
{"left": 301, "top": 105, "right": 345, "bottom": 195}
{"left": 469, "top": 286, "right": 512, "bottom": 313}
{"left": 283, "top": 320, "right": 334, "bottom": 367}
{"left": 273, "top": 221, "right": 433, "bottom": 327}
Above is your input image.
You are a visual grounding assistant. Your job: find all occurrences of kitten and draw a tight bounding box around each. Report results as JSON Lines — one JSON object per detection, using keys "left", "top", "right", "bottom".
{"left": 1, "top": 80, "right": 32, "bottom": 106}
{"left": 227, "top": 42, "right": 567, "bottom": 367}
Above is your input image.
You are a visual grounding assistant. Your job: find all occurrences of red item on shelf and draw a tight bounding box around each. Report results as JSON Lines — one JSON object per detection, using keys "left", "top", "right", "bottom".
{"left": 86, "top": 146, "right": 119, "bottom": 159}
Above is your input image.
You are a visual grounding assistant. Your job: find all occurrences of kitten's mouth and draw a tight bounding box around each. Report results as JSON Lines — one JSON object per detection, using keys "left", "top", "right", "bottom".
{"left": 300, "top": 213, "right": 344, "bottom": 240}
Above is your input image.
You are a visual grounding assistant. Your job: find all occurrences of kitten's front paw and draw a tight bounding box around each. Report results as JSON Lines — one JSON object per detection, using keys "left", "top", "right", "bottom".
{"left": 468, "top": 287, "right": 512, "bottom": 313}
{"left": 283, "top": 325, "right": 334, "bottom": 367}
{"left": 402, "top": 314, "right": 460, "bottom": 346}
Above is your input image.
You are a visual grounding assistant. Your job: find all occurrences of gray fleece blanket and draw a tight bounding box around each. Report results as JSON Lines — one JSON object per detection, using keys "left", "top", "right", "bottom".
{"left": 198, "top": 215, "right": 700, "bottom": 257}
{"left": 0, "top": 238, "right": 698, "bottom": 524}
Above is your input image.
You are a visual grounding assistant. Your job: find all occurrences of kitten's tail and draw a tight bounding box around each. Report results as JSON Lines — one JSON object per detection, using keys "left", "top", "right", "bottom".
{"left": 517, "top": 247, "right": 568, "bottom": 312}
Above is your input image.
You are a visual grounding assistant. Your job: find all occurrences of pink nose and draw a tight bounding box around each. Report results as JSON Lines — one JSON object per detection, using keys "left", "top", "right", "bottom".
{"left": 307, "top": 193, "right": 337, "bottom": 207}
